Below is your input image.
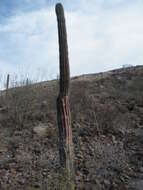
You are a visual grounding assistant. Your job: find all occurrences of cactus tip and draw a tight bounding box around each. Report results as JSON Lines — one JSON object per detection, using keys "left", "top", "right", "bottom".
{"left": 55, "top": 3, "right": 64, "bottom": 13}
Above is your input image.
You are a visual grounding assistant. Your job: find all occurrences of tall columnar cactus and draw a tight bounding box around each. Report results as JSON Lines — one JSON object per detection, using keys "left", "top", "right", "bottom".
{"left": 55, "top": 3, "right": 74, "bottom": 187}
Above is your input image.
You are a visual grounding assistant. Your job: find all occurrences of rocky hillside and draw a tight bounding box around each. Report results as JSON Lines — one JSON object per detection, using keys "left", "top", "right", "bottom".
{"left": 0, "top": 65, "right": 143, "bottom": 190}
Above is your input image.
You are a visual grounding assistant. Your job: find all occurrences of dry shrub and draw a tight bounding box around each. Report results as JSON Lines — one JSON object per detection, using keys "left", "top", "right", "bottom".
{"left": 71, "top": 87, "right": 118, "bottom": 136}
{"left": 4, "top": 84, "right": 38, "bottom": 129}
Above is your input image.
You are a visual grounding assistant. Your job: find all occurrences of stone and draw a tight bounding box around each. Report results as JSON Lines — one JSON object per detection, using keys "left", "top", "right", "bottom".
{"left": 131, "top": 179, "right": 143, "bottom": 190}
{"left": 139, "top": 167, "right": 143, "bottom": 173}
{"left": 112, "top": 135, "right": 117, "bottom": 144}
{"left": 33, "top": 124, "right": 49, "bottom": 138}
{"left": 104, "top": 179, "right": 111, "bottom": 186}
{"left": 41, "top": 100, "right": 48, "bottom": 109}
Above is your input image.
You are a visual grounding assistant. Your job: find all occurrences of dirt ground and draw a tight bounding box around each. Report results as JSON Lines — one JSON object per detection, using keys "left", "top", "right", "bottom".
{"left": 0, "top": 66, "right": 143, "bottom": 189}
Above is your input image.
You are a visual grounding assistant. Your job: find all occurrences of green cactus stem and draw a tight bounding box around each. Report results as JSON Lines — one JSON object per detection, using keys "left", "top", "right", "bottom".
{"left": 56, "top": 3, "right": 74, "bottom": 188}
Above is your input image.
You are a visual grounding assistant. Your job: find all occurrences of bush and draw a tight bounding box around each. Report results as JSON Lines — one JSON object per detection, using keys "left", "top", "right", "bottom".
{"left": 4, "top": 84, "right": 38, "bottom": 129}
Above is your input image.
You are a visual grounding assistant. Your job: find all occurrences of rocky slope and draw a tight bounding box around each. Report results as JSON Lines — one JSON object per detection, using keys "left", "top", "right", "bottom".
{"left": 0, "top": 65, "right": 143, "bottom": 190}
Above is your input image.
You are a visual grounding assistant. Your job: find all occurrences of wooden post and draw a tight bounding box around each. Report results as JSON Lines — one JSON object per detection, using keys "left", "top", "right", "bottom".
{"left": 56, "top": 3, "right": 74, "bottom": 188}
{"left": 26, "top": 78, "right": 29, "bottom": 86}
{"left": 6, "top": 74, "right": 10, "bottom": 97}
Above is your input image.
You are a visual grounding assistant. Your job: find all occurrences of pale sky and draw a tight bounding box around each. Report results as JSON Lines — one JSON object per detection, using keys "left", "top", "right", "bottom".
{"left": 0, "top": 0, "right": 143, "bottom": 88}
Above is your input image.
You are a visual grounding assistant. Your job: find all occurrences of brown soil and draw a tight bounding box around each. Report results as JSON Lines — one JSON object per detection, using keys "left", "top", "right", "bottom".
{"left": 0, "top": 65, "right": 143, "bottom": 190}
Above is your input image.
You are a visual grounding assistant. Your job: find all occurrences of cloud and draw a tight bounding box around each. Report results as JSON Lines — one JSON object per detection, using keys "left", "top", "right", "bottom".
{"left": 67, "top": 1, "right": 143, "bottom": 74}
{"left": 0, "top": 0, "right": 143, "bottom": 89}
{"left": 0, "top": 7, "right": 58, "bottom": 80}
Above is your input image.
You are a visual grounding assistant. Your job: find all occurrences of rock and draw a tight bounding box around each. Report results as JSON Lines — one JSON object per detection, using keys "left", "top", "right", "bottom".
{"left": 112, "top": 135, "right": 117, "bottom": 144}
{"left": 18, "top": 178, "right": 25, "bottom": 185}
{"left": 0, "top": 158, "right": 14, "bottom": 169}
{"left": 0, "top": 144, "right": 8, "bottom": 153}
{"left": 39, "top": 160, "right": 49, "bottom": 168}
{"left": 76, "top": 152, "right": 84, "bottom": 159}
{"left": 139, "top": 167, "right": 143, "bottom": 173}
{"left": 0, "top": 107, "right": 8, "bottom": 113}
{"left": 76, "top": 183, "right": 85, "bottom": 190}
{"left": 130, "top": 179, "right": 143, "bottom": 190}
{"left": 14, "top": 131, "right": 22, "bottom": 136}
{"left": 33, "top": 124, "right": 49, "bottom": 138}
{"left": 103, "top": 179, "right": 111, "bottom": 186}
{"left": 78, "top": 127, "right": 91, "bottom": 137}
{"left": 34, "top": 182, "right": 41, "bottom": 188}
{"left": 41, "top": 100, "right": 48, "bottom": 109}
{"left": 82, "top": 168, "right": 89, "bottom": 175}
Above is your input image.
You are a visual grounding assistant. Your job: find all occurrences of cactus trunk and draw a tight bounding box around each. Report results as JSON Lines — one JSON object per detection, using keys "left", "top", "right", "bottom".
{"left": 56, "top": 3, "right": 74, "bottom": 187}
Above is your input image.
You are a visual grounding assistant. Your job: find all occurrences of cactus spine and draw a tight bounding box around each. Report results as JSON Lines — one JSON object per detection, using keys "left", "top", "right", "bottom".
{"left": 56, "top": 3, "right": 74, "bottom": 188}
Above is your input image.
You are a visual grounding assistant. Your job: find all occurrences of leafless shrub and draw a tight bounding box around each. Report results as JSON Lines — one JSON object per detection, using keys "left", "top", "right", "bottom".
{"left": 71, "top": 84, "right": 118, "bottom": 136}
{"left": 3, "top": 82, "right": 38, "bottom": 129}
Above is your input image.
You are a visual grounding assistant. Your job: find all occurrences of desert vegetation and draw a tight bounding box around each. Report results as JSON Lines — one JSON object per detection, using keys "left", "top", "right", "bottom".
{"left": 0, "top": 2, "right": 143, "bottom": 190}
{"left": 0, "top": 65, "right": 143, "bottom": 189}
